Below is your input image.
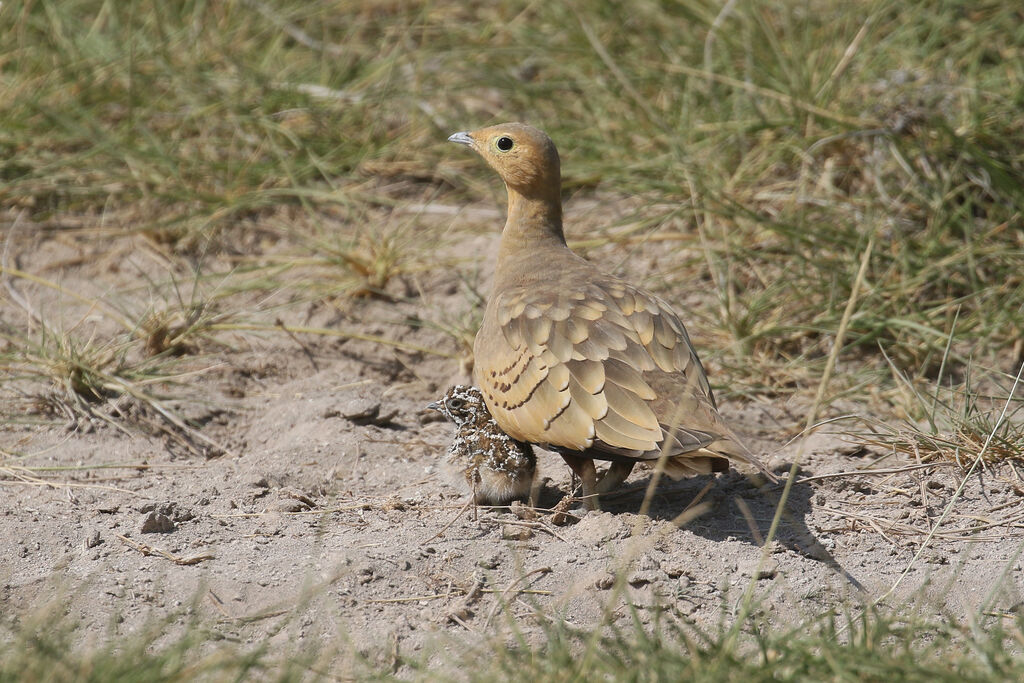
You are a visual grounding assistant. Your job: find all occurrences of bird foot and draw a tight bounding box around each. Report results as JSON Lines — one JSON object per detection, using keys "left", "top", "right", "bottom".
{"left": 594, "top": 461, "right": 636, "bottom": 495}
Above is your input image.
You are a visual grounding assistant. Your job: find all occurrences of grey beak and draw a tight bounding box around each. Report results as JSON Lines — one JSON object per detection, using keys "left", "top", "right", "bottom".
{"left": 447, "top": 131, "right": 474, "bottom": 147}
{"left": 426, "top": 401, "right": 441, "bottom": 411}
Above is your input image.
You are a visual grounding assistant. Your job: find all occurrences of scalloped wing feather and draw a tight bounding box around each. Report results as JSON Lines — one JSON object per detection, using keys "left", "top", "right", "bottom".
{"left": 474, "top": 280, "right": 763, "bottom": 471}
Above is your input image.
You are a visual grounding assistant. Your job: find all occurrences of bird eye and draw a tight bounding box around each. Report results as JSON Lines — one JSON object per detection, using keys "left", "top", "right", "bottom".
{"left": 496, "top": 136, "right": 514, "bottom": 152}
{"left": 448, "top": 398, "right": 464, "bottom": 409}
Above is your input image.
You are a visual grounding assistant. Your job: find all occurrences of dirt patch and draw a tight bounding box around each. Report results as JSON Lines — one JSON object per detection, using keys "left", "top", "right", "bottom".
{"left": 2, "top": 203, "right": 1023, "bottom": 673}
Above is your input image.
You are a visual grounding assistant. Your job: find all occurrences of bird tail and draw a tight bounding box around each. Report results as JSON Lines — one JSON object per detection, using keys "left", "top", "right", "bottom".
{"left": 657, "top": 454, "right": 726, "bottom": 479}
{"left": 707, "top": 435, "right": 779, "bottom": 483}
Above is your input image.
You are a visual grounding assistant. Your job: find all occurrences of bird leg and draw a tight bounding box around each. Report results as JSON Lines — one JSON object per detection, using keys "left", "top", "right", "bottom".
{"left": 560, "top": 454, "right": 600, "bottom": 510}
{"left": 595, "top": 461, "right": 635, "bottom": 495}
{"left": 527, "top": 475, "right": 541, "bottom": 509}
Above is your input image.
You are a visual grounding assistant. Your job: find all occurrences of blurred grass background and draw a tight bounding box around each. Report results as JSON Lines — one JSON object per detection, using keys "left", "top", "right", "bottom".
{"left": 2, "top": 0, "right": 1024, "bottom": 678}
{"left": 3, "top": 0, "right": 1021, "bottom": 382}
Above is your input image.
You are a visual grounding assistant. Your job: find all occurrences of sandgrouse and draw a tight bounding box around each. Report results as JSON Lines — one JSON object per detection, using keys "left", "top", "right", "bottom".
{"left": 428, "top": 385, "right": 537, "bottom": 505}
{"left": 448, "top": 123, "right": 776, "bottom": 508}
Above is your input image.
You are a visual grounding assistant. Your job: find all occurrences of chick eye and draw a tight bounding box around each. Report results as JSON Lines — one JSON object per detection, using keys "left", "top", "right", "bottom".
{"left": 496, "top": 136, "right": 514, "bottom": 152}
{"left": 448, "top": 398, "right": 464, "bottom": 409}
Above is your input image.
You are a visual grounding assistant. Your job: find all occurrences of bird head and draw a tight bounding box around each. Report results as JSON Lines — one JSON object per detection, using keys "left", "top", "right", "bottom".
{"left": 427, "top": 385, "right": 488, "bottom": 428}
{"left": 448, "top": 123, "right": 560, "bottom": 200}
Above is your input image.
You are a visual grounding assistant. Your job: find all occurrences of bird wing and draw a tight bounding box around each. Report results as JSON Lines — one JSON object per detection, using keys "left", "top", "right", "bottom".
{"left": 474, "top": 276, "right": 731, "bottom": 462}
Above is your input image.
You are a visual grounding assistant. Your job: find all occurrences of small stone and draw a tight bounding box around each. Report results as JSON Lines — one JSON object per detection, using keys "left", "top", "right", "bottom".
{"left": 756, "top": 561, "right": 780, "bottom": 580}
{"left": 627, "top": 571, "right": 658, "bottom": 587}
{"left": 549, "top": 497, "right": 577, "bottom": 526}
{"left": 82, "top": 529, "right": 102, "bottom": 550}
{"left": 509, "top": 500, "right": 538, "bottom": 521}
{"left": 446, "top": 605, "right": 473, "bottom": 622}
{"left": 173, "top": 508, "right": 195, "bottom": 523}
{"left": 138, "top": 502, "right": 193, "bottom": 522}
{"left": 476, "top": 554, "right": 501, "bottom": 570}
{"left": 140, "top": 512, "right": 175, "bottom": 534}
{"left": 679, "top": 600, "right": 699, "bottom": 616}
{"left": 267, "top": 499, "right": 307, "bottom": 513}
{"left": 267, "top": 489, "right": 315, "bottom": 513}
{"left": 594, "top": 573, "right": 615, "bottom": 590}
{"left": 660, "top": 562, "right": 685, "bottom": 578}
{"left": 336, "top": 398, "right": 382, "bottom": 424}
{"left": 636, "top": 554, "right": 658, "bottom": 571}
{"left": 501, "top": 525, "right": 534, "bottom": 541}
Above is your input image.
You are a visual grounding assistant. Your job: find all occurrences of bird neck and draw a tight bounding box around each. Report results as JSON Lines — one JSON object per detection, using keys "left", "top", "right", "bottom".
{"left": 496, "top": 186, "right": 566, "bottom": 280}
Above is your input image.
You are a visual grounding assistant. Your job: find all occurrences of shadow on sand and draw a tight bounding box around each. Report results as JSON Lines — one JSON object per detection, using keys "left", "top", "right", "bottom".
{"left": 536, "top": 466, "right": 864, "bottom": 592}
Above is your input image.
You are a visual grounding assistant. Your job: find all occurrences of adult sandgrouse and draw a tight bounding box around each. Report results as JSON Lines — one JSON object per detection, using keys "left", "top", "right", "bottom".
{"left": 448, "top": 123, "right": 776, "bottom": 508}
{"left": 428, "top": 385, "right": 537, "bottom": 505}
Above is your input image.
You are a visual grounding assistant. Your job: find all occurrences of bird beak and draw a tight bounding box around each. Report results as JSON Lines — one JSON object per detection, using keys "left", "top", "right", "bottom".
{"left": 447, "top": 131, "right": 474, "bottom": 147}
{"left": 426, "top": 401, "right": 441, "bottom": 411}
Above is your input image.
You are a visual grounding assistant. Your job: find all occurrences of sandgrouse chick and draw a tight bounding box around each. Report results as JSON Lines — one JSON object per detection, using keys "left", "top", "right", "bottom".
{"left": 428, "top": 385, "right": 537, "bottom": 505}
{"left": 448, "top": 123, "right": 776, "bottom": 508}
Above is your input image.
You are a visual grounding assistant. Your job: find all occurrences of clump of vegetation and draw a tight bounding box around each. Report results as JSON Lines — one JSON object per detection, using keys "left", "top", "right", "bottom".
{"left": 4, "top": 588, "right": 1024, "bottom": 682}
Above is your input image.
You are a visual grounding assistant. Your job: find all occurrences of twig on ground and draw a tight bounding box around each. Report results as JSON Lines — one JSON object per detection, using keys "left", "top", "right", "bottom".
{"left": 497, "top": 518, "right": 569, "bottom": 543}
{"left": 795, "top": 461, "right": 957, "bottom": 484}
{"left": 482, "top": 567, "right": 553, "bottom": 630}
{"left": 421, "top": 497, "right": 474, "bottom": 544}
{"left": 365, "top": 592, "right": 460, "bottom": 605}
{"left": 207, "top": 589, "right": 289, "bottom": 622}
{"left": 116, "top": 534, "right": 214, "bottom": 565}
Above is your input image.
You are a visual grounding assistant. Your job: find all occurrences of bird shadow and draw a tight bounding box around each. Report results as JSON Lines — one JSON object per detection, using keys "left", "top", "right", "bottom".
{"left": 568, "top": 468, "right": 865, "bottom": 592}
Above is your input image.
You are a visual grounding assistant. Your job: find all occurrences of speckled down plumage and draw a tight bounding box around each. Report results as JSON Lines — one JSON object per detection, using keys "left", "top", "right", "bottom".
{"left": 428, "top": 385, "right": 536, "bottom": 505}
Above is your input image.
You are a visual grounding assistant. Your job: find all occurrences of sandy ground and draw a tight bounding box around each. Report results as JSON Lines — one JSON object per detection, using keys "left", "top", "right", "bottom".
{"left": 2, "top": 201, "right": 1022, "bottom": 674}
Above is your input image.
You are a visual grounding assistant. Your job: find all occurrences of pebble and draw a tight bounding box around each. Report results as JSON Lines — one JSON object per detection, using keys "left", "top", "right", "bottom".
{"left": 82, "top": 528, "right": 102, "bottom": 550}
{"left": 140, "top": 512, "right": 175, "bottom": 534}
{"left": 476, "top": 554, "right": 501, "bottom": 570}
{"left": 501, "top": 525, "right": 533, "bottom": 541}
{"left": 627, "top": 571, "right": 659, "bottom": 587}
{"left": 756, "top": 560, "right": 780, "bottom": 580}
